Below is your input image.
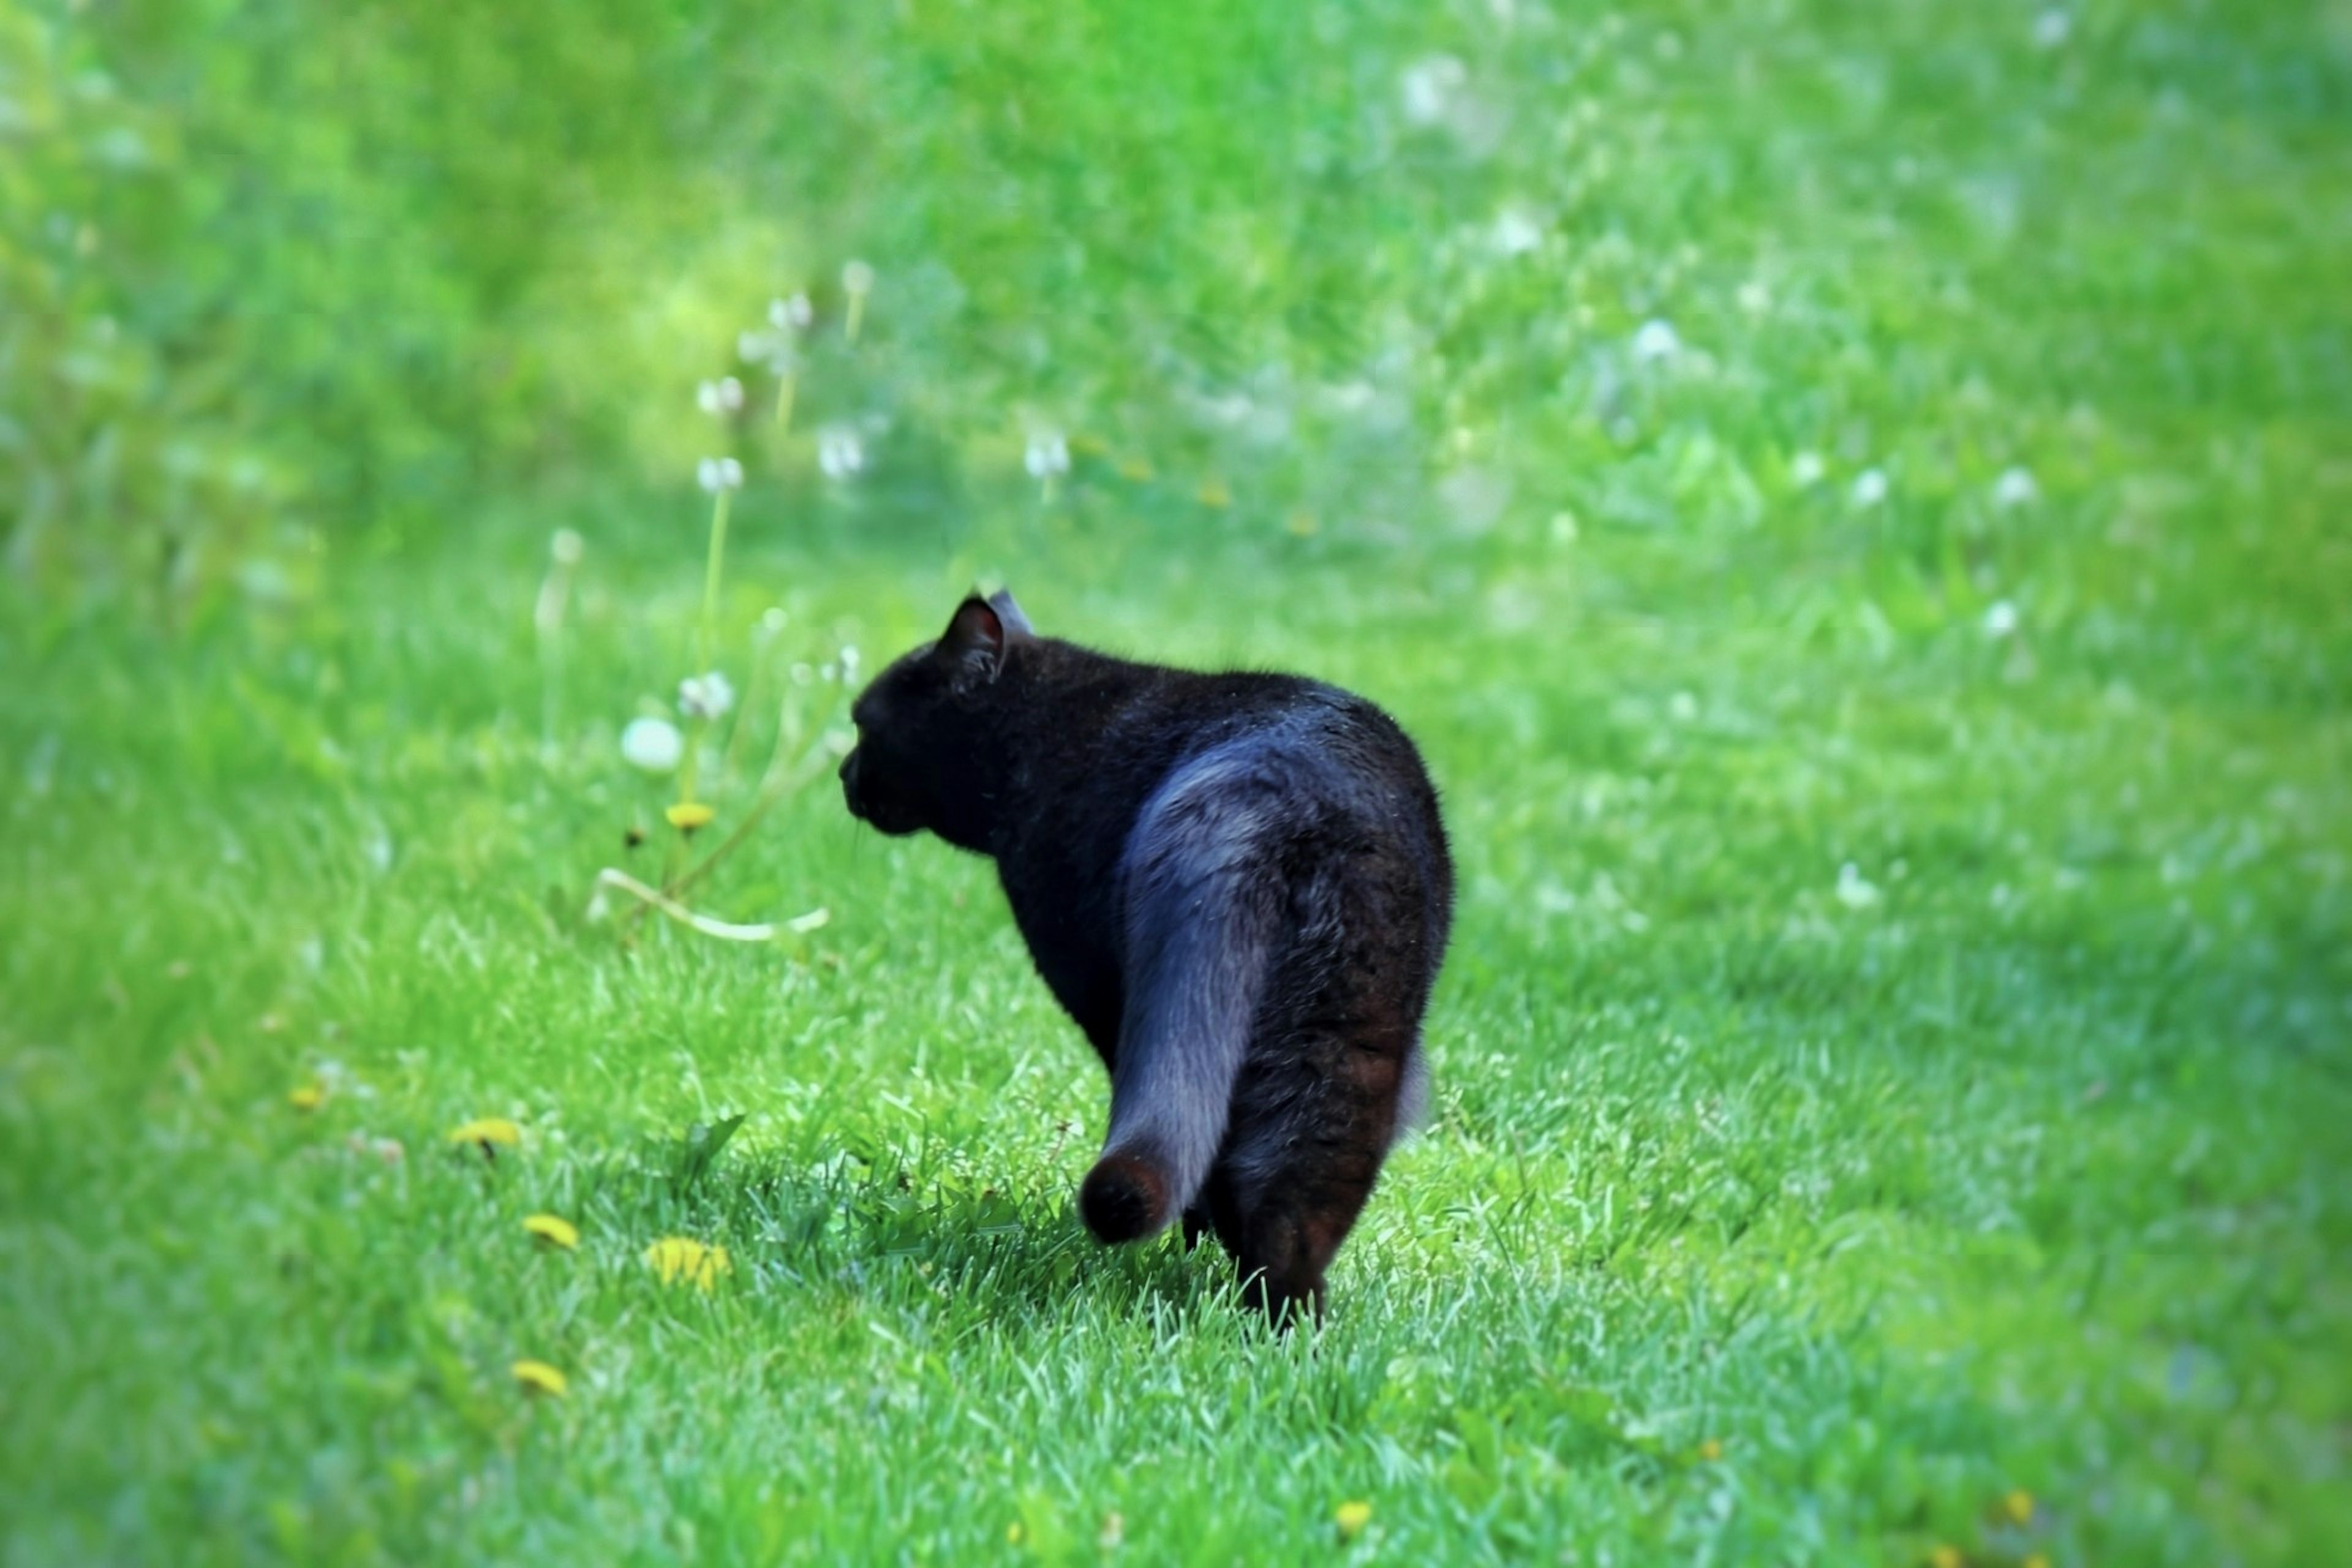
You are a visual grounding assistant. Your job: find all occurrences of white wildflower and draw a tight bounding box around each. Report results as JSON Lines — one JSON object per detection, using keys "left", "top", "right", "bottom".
{"left": 1631, "top": 318, "right": 1682, "bottom": 365}
{"left": 677, "top": 671, "right": 736, "bottom": 722}
{"left": 1023, "top": 431, "right": 1070, "bottom": 479}
{"left": 842, "top": 260, "right": 875, "bottom": 296}
{"left": 2034, "top": 10, "right": 2071, "bottom": 48}
{"left": 620, "top": 717, "right": 685, "bottom": 774}
{"left": 817, "top": 426, "right": 865, "bottom": 480}
{"left": 1992, "top": 466, "right": 2040, "bottom": 508}
{"left": 696, "top": 456, "right": 744, "bottom": 494}
{"left": 1983, "top": 599, "right": 2019, "bottom": 638}
{"left": 770, "top": 293, "right": 813, "bottom": 331}
{"left": 1850, "top": 467, "right": 1889, "bottom": 508}
{"left": 737, "top": 327, "right": 796, "bottom": 375}
{"left": 1491, "top": 207, "right": 1544, "bottom": 257}
{"left": 1401, "top": 55, "right": 1468, "bottom": 126}
{"left": 1737, "top": 280, "right": 1771, "bottom": 314}
{"left": 838, "top": 645, "right": 861, "bottom": 684}
{"left": 549, "top": 529, "right": 584, "bottom": 566}
{"left": 1789, "top": 451, "right": 1826, "bottom": 487}
{"left": 696, "top": 377, "right": 745, "bottom": 417}
{"left": 1835, "top": 862, "right": 1883, "bottom": 910}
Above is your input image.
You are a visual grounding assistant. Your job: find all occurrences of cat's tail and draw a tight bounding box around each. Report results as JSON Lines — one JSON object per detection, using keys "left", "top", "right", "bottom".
{"left": 1079, "top": 764, "right": 1284, "bottom": 1245}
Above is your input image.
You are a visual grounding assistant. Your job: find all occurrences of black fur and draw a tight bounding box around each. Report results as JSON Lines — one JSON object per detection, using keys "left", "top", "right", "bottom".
{"left": 840, "top": 591, "right": 1453, "bottom": 1324}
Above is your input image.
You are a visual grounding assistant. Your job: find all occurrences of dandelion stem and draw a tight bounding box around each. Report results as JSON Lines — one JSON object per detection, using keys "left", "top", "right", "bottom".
{"left": 697, "top": 488, "right": 731, "bottom": 675}
{"left": 590, "top": 868, "right": 816, "bottom": 944}
{"left": 774, "top": 372, "right": 797, "bottom": 431}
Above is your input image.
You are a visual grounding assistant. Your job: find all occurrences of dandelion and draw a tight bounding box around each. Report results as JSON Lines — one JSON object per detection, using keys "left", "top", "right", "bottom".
{"left": 1118, "top": 455, "right": 1155, "bottom": 483}
{"left": 677, "top": 671, "right": 736, "bottom": 722}
{"left": 737, "top": 326, "right": 796, "bottom": 375}
{"left": 1835, "top": 862, "right": 1883, "bottom": 910}
{"left": 1928, "top": 1548, "right": 1963, "bottom": 1568}
{"left": 644, "top": 1235, "right": 732, "bottom": 1291}
{"left": 837, "top": 644, "right": 861, "bottom": 684}
{"left": 448, "top": 1117, "right": 522, "bottom": 1158}
{"left": 287, "top": 1082, "right": 326, "bottom": 1112}
{"left": 1335, "top": 1500, "right": 1373, "bottom": 1540}
{"left": 1631, "top": 318, "right": 1681, "bottom": 364}
{"left": 511, "top": 1359, "right": 568, "bottom": 1398}
{"left": 1023, "top": 431, "right": 1070, "bottom": 481}
{"left": 622, "top": 717, "right": 685, "bottom": 774}
{"left": 770, "top": 293, "right": 813, "bottom": 331}
{"left": 524, "top": 1213, "right": 580, "bottom": 1250}
{"left": 1491, "top": 206, "right": 1544, "bottom": 257}
{"left": 549, "top": 529, "right": 584, "bottom": 567}
{"left": 696, "top": 377, "right": 745, "bottom": 417}
{"left": 817, "top": 426, "right": 865, "bottom": 480}
{"left": 2003, "top": 1490, "right": 2035, "bottom": 1527}
{"left": 1789, "top": 450, "right": 1826, "bottom": 487}
{"left": 1983, "top": 599, "right": 2020, "bottom": 638}
{"left": 665, "top": 802, "right": 715, "bottom": 834}
{"left": 1992, "top": 466, "right": 2039, "bottom": 508}
{"left": 1698, "top": 1438, "right": 1724, "bottom": 1461}
{"left": 1197, "top": 478, "right": 1232, "bottom": 509}
{"left": 2033, "top": 9, "right": 2070, "bottom": 48}
{"left": 842, "top": 260, "right": 875, "bottom": 342}
{"left": 1850, "top": 467, "right": 1889, "bottom": 508}
{"left": 696, "top": 456, "right": 744, "bottom": 495}
{"left": 1400, "top": 55, "right": 1467, "bottom": 126}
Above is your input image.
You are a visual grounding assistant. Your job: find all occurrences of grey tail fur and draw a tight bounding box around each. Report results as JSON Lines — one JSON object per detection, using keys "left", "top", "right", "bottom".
{"left": 1079, "top": 762, "right": 1282, "bottom": 1243}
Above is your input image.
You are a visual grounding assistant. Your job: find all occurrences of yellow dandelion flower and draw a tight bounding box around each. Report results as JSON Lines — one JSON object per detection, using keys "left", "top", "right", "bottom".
{"left": 447, "top": 1117, "right": 522, "bottom": 1158}
{"left": 1335, "top": 1500, "right": 1372, "bottom": 1540}
{"left": 665, "top": 802, "right": 715, "bottom": 833}
{"left": 2002, "top": 1490, "right": 2034, "bottom": 1527}
{"left": 1005, "top": 1523, "right": 1024, "bottom": 1545}
{"left": 1071, "top": 432, "right": 1110, "bottom": 458}
{"left": 1197, "top": 478, "right": 1232, "bottom": 510}
{"left": 524, "top": 1213, "right": 579, "bottom": 1250}
{"left": 1698, "top": 1438, "right": 1724, "bottom": 1461}
{"left": 511, "top": 1359, "right": 567, "bottom": 1397}
{"left": 2023, "top": 1556, "right": 2050, "bottom": 1568}
{"left": 644, "top": 1235, "right": 732, "bottom": 1291}
{"left": 1927, "top": 1547, "right": 1963, "bottom": 1568}
{"left": 1118, "top": 456, "right": 1155, "bottom": 483}
{"left": 287, "top": 1083, "right": 326, "bottom": 1112}
{"left": 1286, "top": 510, "right": 1320, "bottom": 537}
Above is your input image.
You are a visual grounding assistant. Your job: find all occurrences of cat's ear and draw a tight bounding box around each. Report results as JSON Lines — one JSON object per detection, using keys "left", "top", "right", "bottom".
{"left": 986, "top": 589, "right": 1036, "bottom": 638}
{"left": 940, "top": 595, "right": 1011, "bottom": 685}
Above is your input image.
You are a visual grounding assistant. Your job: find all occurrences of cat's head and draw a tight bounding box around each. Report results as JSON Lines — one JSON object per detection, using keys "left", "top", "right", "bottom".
{"left": 839, "top": 590, "right": 1035, "bottom": 843}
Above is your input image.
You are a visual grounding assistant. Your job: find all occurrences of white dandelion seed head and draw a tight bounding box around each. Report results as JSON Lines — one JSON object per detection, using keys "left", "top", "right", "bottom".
{"left": 1631, "top": 318, "right": 1682, "bottom": 365}
{"left": 758, "top": 606, "right": 790, "bottom": 638}
{"left": 696, "top": 456, "right": 744, "bottom": 495}
{"left": 620, "top": 717, "right": 685, "bottom": 774}
{"left": 696, "top": 377, "right": 745, "bottom": 417}
{"left": 737, "top": 327, "right": 796, "bottom": 375}
{"left": 1401, "top": 55, "right": 1468, "bottom": 126}
{"left": 1835, "top": 861, "right": 1884, "bottom": 910}
{"left": 842, "top": 260, "right": 875, "bottom": 295}
{"left": 1992, "top": 466, "right": 2040, "bottom": 508}
{"left": 1789, "top": 451, "right": 1826, "bottom": 487}
{"left": 1023, "top": 431, "right": 1071, "bottom": 478}
{"left": 838, "top": 645, "right": 861, "bottom": 682}
{"left": 817, "top": 426, "right": 865, "bottom": 480}
{"left": 677, "top": 671, "right": 737, "bottom": 722}
{"left": 1491, "top": 207, "right": 1544, "bottom": 257}
{"left": 1737, "top": 280, "right": 1771, "bottom": 314}
{"left": 549, "top": 528, "right": 584, "bottom": 566}
{"left": 2034, "top": 9, "right": 2071, "bottom": 49}
{"left": 1983, "top": 600, "right": 2020, "bottom": 638}
{"left": 771, "top": 293, "right": 814, "bottom": 331}
{"left": 1850, "top": 467, "right": 1890, "bottom": 508}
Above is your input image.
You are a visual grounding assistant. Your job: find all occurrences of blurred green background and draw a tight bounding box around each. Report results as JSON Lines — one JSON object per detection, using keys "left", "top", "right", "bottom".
{"left": 5, "top": 0, "right": 2350, "bottom": 1562}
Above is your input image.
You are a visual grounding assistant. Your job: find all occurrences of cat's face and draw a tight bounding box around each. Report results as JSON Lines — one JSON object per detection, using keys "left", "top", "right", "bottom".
{"left": 839, "top": 593, "right": 1031, "bottom": 843}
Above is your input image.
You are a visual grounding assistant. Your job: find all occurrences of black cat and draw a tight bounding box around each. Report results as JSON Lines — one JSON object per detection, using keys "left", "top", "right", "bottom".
{"left": 840, "top": 592, "right": 1453, "bottom": 1324}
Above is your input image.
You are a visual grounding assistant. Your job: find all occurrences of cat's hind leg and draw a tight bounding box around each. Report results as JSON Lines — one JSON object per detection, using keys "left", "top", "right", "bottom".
{"left": 1215, "top": 1021, "right": 1411, "bottom": 1327}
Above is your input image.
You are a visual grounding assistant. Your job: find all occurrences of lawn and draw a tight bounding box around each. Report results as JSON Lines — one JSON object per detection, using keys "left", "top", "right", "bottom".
{"left": 4, "top": 0, "right": 2348, "bottom": 1563}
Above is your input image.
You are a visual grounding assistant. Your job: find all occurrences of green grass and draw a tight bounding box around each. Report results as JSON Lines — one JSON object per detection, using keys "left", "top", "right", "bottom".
{"left": 5, "top": 0, "right": 2350, "bottom": 1563}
